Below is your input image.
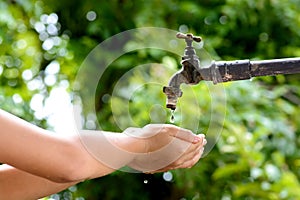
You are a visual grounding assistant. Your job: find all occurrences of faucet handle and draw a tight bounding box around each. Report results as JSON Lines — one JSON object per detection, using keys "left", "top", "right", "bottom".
{"left": 176, "top": 32, "right": 202, "bottom": 43}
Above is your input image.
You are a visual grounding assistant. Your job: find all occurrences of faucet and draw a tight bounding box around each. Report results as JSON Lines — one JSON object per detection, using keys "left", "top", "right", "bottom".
{"left": 162, "top": 33, "right": 203, "bottom": 110}
{"left": 163, "top": 32, "right": 300, "bottom": 110}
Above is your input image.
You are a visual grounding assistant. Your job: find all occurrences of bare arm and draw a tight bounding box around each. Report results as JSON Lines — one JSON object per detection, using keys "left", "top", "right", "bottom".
{"left": 0, "top": 109, "right": 206, "bottom": 199}
{"left": 0, "top": 109, "right": 117, "bottom": 183}
{"left": 0, "top": 109, "right": 152, "bottom": 182}
{"left": 0, "top": 164, "right": 77, "bottom": 200}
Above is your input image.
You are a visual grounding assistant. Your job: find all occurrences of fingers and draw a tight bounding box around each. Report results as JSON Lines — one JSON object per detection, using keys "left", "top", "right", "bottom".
{"left": 177, "top": 147, "right": 204, "bottom": 169}
{"left": 170, "top": 141, "right": 204, "bottom": 169}
{"left": 134, "top": 124, "right": 202, "bottom": 144}
{"left": 168, "top": 125, "right": 205, "bottom": 145}
{"left": 168, "top": 125, "right": 199, "bottom": 144}
{"left": 147, "top": 148, "right": 203, "bottom": 174}
{"left": 147, "top": 137, "right": 207, "bottom": 173}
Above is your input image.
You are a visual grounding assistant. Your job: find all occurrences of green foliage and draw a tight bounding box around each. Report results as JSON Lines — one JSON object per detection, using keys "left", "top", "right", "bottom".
{"left": 1, "top": 0, "right": 300, "bottom": 199}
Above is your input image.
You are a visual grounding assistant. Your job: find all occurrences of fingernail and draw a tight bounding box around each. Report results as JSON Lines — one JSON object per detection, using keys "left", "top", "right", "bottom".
{"left": 193, "top": 136, "right": 202, "bottom": 143}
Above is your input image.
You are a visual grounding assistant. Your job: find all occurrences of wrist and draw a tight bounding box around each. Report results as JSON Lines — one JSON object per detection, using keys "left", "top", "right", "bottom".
{"left": 106, "top": 132, "right": 147, "bottom": 154}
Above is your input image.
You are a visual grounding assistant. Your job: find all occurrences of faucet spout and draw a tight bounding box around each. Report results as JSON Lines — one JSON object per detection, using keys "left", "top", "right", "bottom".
{"left": 163, "top": 72, "right": 184, "bottom": 110}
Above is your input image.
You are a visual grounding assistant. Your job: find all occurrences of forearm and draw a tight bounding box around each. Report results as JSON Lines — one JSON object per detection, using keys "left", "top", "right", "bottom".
{"left": 0, "top": 109, "right": 90, "bottom": 182}
{"left": 0, "top": 109, "right": 144, "bottom": 182}
{"left": 0, "top": 118, "right": 145, "bottom": 200}
{"left": 0, "top": 164, "right": 76, "bottom": 200}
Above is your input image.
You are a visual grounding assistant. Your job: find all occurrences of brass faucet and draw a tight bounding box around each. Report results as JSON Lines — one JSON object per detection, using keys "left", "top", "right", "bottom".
{"left": 163, "top": 32, "right": 300, "bottom": 110}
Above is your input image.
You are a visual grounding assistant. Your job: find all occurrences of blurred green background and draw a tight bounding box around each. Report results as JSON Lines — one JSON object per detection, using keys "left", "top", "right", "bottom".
{"left": 1, "top": 0, "right": 300, "bottom": 199}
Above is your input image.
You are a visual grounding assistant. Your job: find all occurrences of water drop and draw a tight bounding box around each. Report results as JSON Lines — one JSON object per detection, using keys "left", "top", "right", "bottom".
{"left": 170, "top": 110, "right": 175, "bottom": 123}
{"left": 170, "top": 115, "right": 174, "bottom": 123}
{"left": 143, "top": 179, "right": 148, "bottom": 184}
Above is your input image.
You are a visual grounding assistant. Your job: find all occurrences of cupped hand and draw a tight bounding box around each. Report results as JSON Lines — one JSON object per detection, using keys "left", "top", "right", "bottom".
{"left": 125, "top": 124, "right": 207, "bottom": 172}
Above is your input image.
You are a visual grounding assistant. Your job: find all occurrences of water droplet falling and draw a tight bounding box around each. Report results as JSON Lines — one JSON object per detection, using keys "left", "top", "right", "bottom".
{"left": 143, "top": 179, "right": 148, "bottom": 184}
{"left": 170, "top": 110, "right": 175, "bottom": 123}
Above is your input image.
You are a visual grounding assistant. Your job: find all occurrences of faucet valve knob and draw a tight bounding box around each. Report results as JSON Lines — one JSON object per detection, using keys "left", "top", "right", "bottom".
{"left": 176, "top": 32, "right": 202, "bottom": 44}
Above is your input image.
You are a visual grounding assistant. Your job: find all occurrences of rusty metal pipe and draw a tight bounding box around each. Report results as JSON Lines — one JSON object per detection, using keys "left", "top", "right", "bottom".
{"left": 163, "top": 32, "right": 300, "bottom": 110}
{"left": 205, "top": 57, "right": 300, "bottom": 84}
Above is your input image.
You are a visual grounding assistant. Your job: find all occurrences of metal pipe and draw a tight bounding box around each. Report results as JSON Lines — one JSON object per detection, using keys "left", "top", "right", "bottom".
{"left": 205, "top": 57, "right": 300, "bottom": 84}
{"left": 163, "top": 32, "right": 300, "bottom": 110}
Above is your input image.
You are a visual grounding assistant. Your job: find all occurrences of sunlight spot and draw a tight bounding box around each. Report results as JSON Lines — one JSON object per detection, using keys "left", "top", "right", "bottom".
{"left": 44, "top": 74, "right": 57, "bottom": 86}
{"left": 169, "top": 39, "right": 178, "bottom": 48}
{"left": 40, "top": 14, "right": 48, "bottom": 24}
{"left": 204, "top": 16, "right": 213, "bottom": 25}
{"left": 58, "top": 48, "right": 67, "bottom": 56}
{"left": 47, "top": 13, "right": 59, "bottom": 24}
{"left": 179, "top": 24, "right": 188, "bottom": 33}
{"left": 30, "top": 93, "right": 44, "bottom": 112}
{"left": 12, "top": 94, "right": 23, "bottom": 104}
{"left": 21, "top": 69, "right": 34, "bottom": 81}
{"left": 39, "top": 31, "right": 49, "bottom": 41}
{"left": 17, "top": 23, "right": 27, "bottom": 33}
{"left": 5, "top": 56, "right": 13, "bottom": 67}
{"left": 261, "top": 181, "right": 271, "bottom": 190}
{"left": 219, "top": 15, "right": 228, "bottom": 25}
{"left": 8, "top": 80, "right": 18, "bottom": 87}
{"left": 26, "top": 47, "right": 36, "bottom": 56}
{"left": 27, "top": 78, "right": 44, "bottom": 91}
{"left": 226, "top": 136, "right": 236, "bottom": 143}
{"left": 48, "top": 194, "right": 60, "bottom": 200}
{"left": 52, "top": 36, "right": 61, "bottom": 46}
{"left": 250, "top": 167, "right": 263, "bottom": 179}
{"left": 0, "top": 65, "right": 3, "bottom": 75}
{"left": 34, "top": 21, "right": 45, "bottom": 33}
{"left": 86, "top": 120, "right": 96, "bottom": 130}
{"left": 59, "top": 80, "right": 69, "bottom": 88}
{"left": 102, "top": 94, "right": 110, "bottom": 103}
{"left": 45, "top": 87, "right": 75, "bottom": 133}
{"left": 86, "top": 11, "right": 97, "bottom": 21}
{"left": 259, "top": 32, "right": 269, "bottom": 42}
{"left": 47, "top": 24, "right": 58, "bottom": 35}
{"left": 279, "top": 190, "right": 288, "bottom": 199}
{"left": 221, "top": 195, "right": 231, "bottom": 200}
{"left": 68, "top": 185, "right": 77, "bottom": 192}
{"left": 245, "top": 132, "right": 253, "bottom": 140}
{"left": 42, "top": 38, "right": 54, "bottom": 50}
{"left": 85, "top": 113, "right": 97, "bottom": 129}
{"left": 4, "top": 68, "right": 19, "bottom": 79}
{"left": 87, "top": 113, "right": 97, "bottom": 121}
{"left": 16, "top": 39, "right": 27, "bottom": 49}
{"left": 163, "top": 171, "right": 173, "bottom": 182}
{"left": 265, "top": 164, "right": 280, "bottom": 181}
{"left": 45, "top": 60, "right": 60, "bottom": 74}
